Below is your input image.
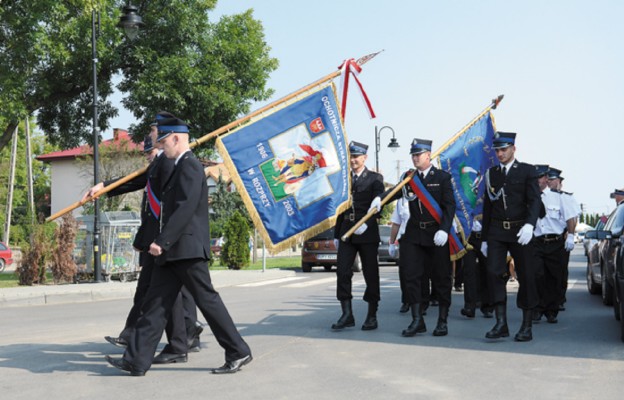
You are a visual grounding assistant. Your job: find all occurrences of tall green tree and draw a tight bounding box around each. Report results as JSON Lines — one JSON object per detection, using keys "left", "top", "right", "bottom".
{"left": 0, "top": 0, "right": 278, "bottom": 151}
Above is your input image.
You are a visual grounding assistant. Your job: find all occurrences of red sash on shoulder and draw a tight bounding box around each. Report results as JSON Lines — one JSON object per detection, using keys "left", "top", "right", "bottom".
{"left": 146, "top": 179, "right": 161, "bottom": 220}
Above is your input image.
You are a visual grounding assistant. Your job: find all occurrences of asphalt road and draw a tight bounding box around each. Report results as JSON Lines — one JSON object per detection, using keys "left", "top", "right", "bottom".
{"left": 1, "top": 247, "right": 622, "bottom": 400}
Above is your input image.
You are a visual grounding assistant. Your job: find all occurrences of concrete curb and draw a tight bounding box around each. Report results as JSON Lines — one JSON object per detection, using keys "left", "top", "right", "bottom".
{"left": 0, "top": 269, "right": 297, "bottom": 308}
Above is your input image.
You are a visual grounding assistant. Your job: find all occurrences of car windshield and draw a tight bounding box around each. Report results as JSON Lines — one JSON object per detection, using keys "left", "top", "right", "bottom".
{"left": 310, "top": 229, "right": 334, "bottom": 241}
{"left": 606, "top": 204, "right": 624, "bottom": 235}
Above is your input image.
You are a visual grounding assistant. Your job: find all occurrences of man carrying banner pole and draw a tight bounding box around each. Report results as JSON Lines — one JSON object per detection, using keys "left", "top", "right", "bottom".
{"left": 370, "top": 138, "right": 456, "bottom": 337}
{"left": 331, "top": 141, "right": 385, "bottom": 331}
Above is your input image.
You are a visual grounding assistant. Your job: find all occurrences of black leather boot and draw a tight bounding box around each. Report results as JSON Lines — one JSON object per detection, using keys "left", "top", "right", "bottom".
{"left": 461, "top": 303, "right": 476, "bottom": 318}
{"left": 514, "top": 309, "right": 533, "bottom": 342}
{"left": 433, "top": 305, "right": 449, "bottom": 336}
{"left": 402, "top": 303, "right": 426, "bottom": 337}
{"left": 331, "top": 300, "right": 355, "bottom": 330}
{"left": 485, "top": 303, "right": 509, "bottom": 339}
{"left": 361, "top": 302, "right": 378, "bottom": 330}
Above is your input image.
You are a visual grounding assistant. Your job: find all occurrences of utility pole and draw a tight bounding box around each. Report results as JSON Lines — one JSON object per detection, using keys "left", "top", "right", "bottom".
{"left": 25, "top": 118, "right": 35, "bottom": 221}
{"left": 3, "top": 127, "right": 18, "bottom": 244}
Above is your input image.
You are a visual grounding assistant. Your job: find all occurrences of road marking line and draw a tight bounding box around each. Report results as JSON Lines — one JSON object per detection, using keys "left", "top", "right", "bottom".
{"left": 238, "top": 277, "right": 306, "bottom": 287}
{"left": 568, "top": 279, "right": 579, "bottom": 289}
{"left": 283, "top": 277, "right": 336, "bottom": 288}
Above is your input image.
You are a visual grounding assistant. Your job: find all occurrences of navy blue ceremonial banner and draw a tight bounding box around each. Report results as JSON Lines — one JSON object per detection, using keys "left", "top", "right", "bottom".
{"left": 217, "top": 84, "right": 351, "bottom": 253}
{"left": 438, "top": 111, "right": 497, "bottom": 242}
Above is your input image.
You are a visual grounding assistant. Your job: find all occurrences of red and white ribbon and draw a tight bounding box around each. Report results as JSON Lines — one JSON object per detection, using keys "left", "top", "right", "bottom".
{"left": 338, "top": 58, "right": 376, "bottom": 120}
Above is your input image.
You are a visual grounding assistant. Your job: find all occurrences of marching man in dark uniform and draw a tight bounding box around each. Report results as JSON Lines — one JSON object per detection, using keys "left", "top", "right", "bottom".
{"left": 373, "top": 138, "right": 456, "bottom": 337}
{"left": 84, "top": 112, "right": 202, "bottom": 362}
{"left": 481, "top": 132, "right": 541, "bottom": 342}
{"left": 106, "top": 116, "right": 251, "bottom": 376}
{"left": 332, "top": 141, "right": 385, "bottom": 331}
{"left": 533, "top": 164, "right": 578, "bottom": 323}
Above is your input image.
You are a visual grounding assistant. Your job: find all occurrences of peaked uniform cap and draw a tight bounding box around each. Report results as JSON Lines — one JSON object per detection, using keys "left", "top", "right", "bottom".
{"left": 349, "top": 141, "right": 368, "bottom": 156}
{"left": 410, "top": 138, "right": 432, "bottom": 155}
{"left": 492, "top": 131, "right": 516, "bottom": 149}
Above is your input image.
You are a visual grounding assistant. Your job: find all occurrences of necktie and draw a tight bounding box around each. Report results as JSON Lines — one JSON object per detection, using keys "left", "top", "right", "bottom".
{"left": 352, "top": 174, "right": 358, "bottom": 184}
{"left": 420, "top": 172, "right": 425, "bottom": 180}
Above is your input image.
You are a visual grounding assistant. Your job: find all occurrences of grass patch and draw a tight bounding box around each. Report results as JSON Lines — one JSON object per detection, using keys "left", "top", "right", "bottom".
{"left": 210, "top": 256, "right": 301, "bottom": 271}
{"left": 0, "top": 271, "right": 55, "bottom": 288}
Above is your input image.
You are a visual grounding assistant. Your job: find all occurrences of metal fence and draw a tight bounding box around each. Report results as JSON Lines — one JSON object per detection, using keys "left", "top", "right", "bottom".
{"left": 74, "top": 211, "right": 141, "bottom": 282}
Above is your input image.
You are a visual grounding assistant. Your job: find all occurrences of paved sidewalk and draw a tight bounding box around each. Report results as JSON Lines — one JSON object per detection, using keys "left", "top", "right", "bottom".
{"left": 0, "top": 269, "right": 296, "bottom": 308}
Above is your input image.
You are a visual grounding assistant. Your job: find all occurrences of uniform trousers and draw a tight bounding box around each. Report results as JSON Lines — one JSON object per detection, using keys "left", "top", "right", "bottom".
{"left": 400, "top": 241, "right": 452, "bottom": 307}
{"left": 533, "top": 237, "right": 566, "bottom": 314}
{"left": 486, "top": 239, "right": 538, "bottom": 310}
{"left": 125, "top": 258, "right": 250, "bottom": 372}
{"left": 336, "top": 241, "right": 380, "bottom": 303}
{"left": 462, "top": 235, "right": 492, "bottom": 310}
{"left": 120, "top": 252, "right": 187, "bottom": 354}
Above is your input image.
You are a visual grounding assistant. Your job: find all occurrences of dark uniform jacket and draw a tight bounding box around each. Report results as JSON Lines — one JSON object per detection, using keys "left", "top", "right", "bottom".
{"left": 383, "top": 166, "right": 455, "bottom": 246}
{"left": 155, "top": 151, "right": 211, "bottom": 264}
{"left": 334, "top": 167, "right": 384, "bottom": 244}
{"left": 106, "top": 153, "right": 175, "bottom": 251}
{"left": 482, "top": 160, "right": 541, "bottom": 242}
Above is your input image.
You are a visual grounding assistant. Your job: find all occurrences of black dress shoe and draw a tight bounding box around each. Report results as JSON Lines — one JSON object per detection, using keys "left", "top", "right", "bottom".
{"left": 153, "top": 351, "right": 188, "bottom": 364}
{"left": 481, "top": 309, "right": 493, "bottom": 318}
{"left": 188, "top": 337, "right": 201, "bottom": 353}
{"left": 212, "top": 355, "right": 252, "bottom": 374}
{"left": 460, "top": 308, "right": 475, "bottom": 318}
{"left": 104, "top": 336, "right": 128, "bottom": 348}
{"left": 105, "top": 355, "right": 146, "bottom": 376}
{"left": 399, "top": 303, "right": 410, "bottom": 313}
{"left": 545, "top": 312, "right": 558, "bottom": 324}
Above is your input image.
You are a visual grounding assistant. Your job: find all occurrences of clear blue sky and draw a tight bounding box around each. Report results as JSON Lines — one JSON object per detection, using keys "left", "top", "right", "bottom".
{"left": 109, "top": 0, "right": 624, "bottom": 216}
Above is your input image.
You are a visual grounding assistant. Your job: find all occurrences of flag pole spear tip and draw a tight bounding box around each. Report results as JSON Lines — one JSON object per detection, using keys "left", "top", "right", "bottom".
{"left": 491, "top": 94, "right": 504, "bottom": 109}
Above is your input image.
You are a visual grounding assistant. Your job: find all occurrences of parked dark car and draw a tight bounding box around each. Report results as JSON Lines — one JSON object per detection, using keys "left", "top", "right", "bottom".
{"left": 614, "top": 229, "right": 624, "bottom": 341}
{"left": 301, "top": 229, "right": 360, "bottom": 272}
{"left": 378, "top": 225, "right": 399, "bottom": 265}
{"left": 584, "top": 216, "right": 607, "bottom": 256}
{"left": 0, "top": 241, "right": 13, "bottom": 272}
{"left": 586, "top": 202, "right": 624, "bottom": 306}
{"left": 585, "top": 217, "right": 608, "bottom": 294}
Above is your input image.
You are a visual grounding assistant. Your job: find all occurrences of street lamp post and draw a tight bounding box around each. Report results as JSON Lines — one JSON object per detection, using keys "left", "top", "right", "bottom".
{"left": 91, "top": 5, "right": 144, "bottom": 282}
{"left": 374, "top": 125, "right": 400, "bottom": 173}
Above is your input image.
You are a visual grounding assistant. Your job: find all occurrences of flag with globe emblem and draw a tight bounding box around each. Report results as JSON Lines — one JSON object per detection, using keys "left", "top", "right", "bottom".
{"left": 438, "top": 111, "right": 497, "bottom": 242}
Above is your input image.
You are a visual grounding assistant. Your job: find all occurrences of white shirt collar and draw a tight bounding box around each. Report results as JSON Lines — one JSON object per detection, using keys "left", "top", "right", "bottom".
{"left": 175, "top": 150, "right": 191, "bottom": 166}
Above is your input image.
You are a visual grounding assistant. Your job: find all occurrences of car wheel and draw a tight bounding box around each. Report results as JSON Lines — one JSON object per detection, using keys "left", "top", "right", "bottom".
{"left": 302, "top": 263, "right": 312, "bottom": 273}
{"left": 614, "top": 289, "right": 621, "bottom": 321}
{"left": 587, "top": 263, "right": 600, "bottom": 295}
{"left": 620, "top": 297, "right": 624, "bottom": 342}
{"left": 0, "top": 259, "right": 5, "bottom": 272}
{"left": 601, "top": 264, "right": 614, "bottom": 306}
{"left": 324, "top": 266, "right": 333, "bottom": 272}
{"left": 352, "top": 255, "right": 362, "bottom": 272}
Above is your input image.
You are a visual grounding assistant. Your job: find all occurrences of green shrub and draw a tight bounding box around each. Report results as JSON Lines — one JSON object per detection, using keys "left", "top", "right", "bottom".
{"left": 220, "top": 211, "right": 250, "bottom": 270}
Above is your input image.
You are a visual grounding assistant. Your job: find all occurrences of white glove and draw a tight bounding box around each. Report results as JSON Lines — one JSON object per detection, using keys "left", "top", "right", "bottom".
{"left": 333, "top": 239, "right": 339, "bottom": 251}
{"left": 433, "top": 230, "right": 448, "bottom": 246}
{"left": 480, "top": 242, "right": 488, "bottom": 257}
{"left": 472, "top": 220, "right": 482, "bottom": 232}
{"left": 389, "top": 243, "right": 398, "bottom": 258}
{"left": 565, "top": 234, "right": 575, "bottom": 251}
{"left": 369, "top": 197, "right": 382, "bottom": 213}
{"left": 517, "top": 223, "right": 534, "bottom": 245}
{"left": 354, "top": 223, "right": 368, "bottom": 235}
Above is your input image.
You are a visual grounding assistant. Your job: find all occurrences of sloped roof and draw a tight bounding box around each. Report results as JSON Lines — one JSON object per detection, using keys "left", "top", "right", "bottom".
{"left": 205, "top": 163, "right": 231, "bottom": 183}
{"left": 36, "top": 129, "right": 143, "bottom": 162}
